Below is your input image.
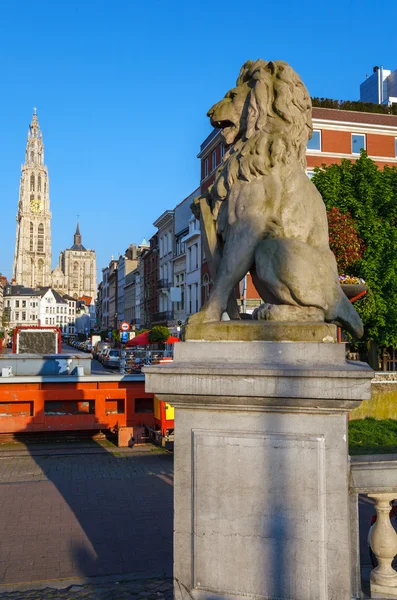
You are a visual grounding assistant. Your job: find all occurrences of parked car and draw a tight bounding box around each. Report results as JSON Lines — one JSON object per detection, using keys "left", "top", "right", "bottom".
{"left": 94, "top": 342, "right": 110, "bottom": 360}
{"left": 98, "top": 347, "right": 111, "bottom": 363}
{"left": 103, "top": 349, "right": 120, "bottom": 369}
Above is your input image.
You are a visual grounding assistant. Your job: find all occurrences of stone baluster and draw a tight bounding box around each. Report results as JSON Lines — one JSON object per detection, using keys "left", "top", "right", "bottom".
{"left": 368, "top": 493, "right": 397, "bottom": 597}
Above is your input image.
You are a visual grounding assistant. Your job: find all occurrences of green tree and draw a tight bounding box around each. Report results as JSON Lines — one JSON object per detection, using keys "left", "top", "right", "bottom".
{"left": 327, "top": 206, "right": 364, "bottom": 272}
{"left": 312, "top": 151, "right": 397, "bottom": 346}
{"left": 148, "top": 326, "right": 170, "bottom": 344}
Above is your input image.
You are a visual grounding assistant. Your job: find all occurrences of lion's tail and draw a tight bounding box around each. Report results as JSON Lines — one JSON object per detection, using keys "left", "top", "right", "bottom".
{"left": 325, "top": 288, "right": 364, "bottom": 340}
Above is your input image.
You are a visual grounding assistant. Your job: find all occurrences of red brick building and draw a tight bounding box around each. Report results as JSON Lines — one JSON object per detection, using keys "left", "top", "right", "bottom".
{"left": 142, "top": 234, "right": 159, "bottom": 328}
{"left": 198, "top": 107, "right": 397, "bottom": 312}
{"left": 307, "top": 107, "right": 397, "bottom": 173}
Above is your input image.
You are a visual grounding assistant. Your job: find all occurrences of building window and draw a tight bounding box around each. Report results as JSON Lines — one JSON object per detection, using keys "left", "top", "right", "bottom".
{"left": 212, "top": 150, "right": 217, "bottom": 170}
{"left": 204, "top": 158, "right": 209, "bottom": 178}
{"left": 221, "top": 144, "right": 225, "bottom": 158}
{"left": 15, "top": 312, "right": 19, "bottom": 320}
{"left": 307, "top": 130, "right": 321, "bottom": 151}
{"left": 30, "top": 174, "right": 35, "bottom": 191}
{"left": 37, "top": 223, "right": 44, "bottom": 252}
{"left": 188, "top": 285, "right": 192, "bottom": 314}
{"left": 30, "top": 222, "right": 34, "bottom": 251}
{"left": 38, "top": 174, "right": 41, "bottom": 191}
{"left": 135, "top": 398, "right": 154, "bottom": 413}
{"left": 195, "top": 283, "right": 199, "bottom": 313}
{"left": 22, "top": 300, "right": 26, "bottom": 308}
{"left": 352, "top": 134, "right": 365, "bottom": 154}
{"left": 22, "top": 312, "right": 26, "bottom": 320}
{"left": 15, "top": 300, "right": 19, "bottom": 308}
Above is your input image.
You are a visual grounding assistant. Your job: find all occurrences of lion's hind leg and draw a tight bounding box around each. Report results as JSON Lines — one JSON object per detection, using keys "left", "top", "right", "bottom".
{"left": 253, "top": 238, "right": 336, "bottom": 316}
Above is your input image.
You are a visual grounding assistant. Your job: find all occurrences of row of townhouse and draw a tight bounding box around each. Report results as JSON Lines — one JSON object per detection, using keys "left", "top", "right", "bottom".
{"left": 97, "top": 189, "right": 204, "bottom": 334}
{"left": 2, "top": 285, "right": 77, "bottom": 333}
{"left": 1, "top": 284, "right": 96, "bottom": 335}
{"left": 97, "top": 66, "right": 397, "bottom": 331}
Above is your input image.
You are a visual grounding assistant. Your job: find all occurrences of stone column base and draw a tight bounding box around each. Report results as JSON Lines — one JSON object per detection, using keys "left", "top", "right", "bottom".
{"left": 145, "top": 332, "right": 373, "bottom": 600}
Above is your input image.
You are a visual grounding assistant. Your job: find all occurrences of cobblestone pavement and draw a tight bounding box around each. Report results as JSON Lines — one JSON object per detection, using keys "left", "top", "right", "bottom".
{"left": 0, "top": 448, "right": 173, "bottom": 585}
{"left": 0, "top": 577, "right": 173, "bottom": 600}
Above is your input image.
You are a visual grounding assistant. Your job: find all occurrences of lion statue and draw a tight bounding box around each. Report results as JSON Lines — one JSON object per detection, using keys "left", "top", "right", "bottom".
{"left": 189, "top": 59, "right": 363, "bottom": 338}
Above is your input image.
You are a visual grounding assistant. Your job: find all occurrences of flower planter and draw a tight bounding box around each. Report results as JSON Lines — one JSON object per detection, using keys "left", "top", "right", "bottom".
{"left": 341, "top": 284, "right": 367, "bottom": 299}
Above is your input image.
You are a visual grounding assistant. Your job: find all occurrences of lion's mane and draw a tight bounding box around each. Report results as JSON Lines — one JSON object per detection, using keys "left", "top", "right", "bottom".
{"left": 211, "top": 60, "right": 313, "bottom": 203}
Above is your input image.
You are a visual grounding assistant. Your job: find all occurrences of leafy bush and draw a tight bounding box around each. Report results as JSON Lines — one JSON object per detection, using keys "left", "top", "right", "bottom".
{"left": 327, "top": 207, "right": 364, "bottom": 272}
{"left": 148, "top": 326, "right": 170, "bottom": 343}
{"left": 312, "top": 97, "right": 397, "bottom": 115}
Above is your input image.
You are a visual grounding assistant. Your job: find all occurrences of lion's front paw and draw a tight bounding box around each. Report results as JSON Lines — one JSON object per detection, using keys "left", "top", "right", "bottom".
{"left": 264, "top": 216, "right": 283, "bottom": 239}
{"left": 187, "top": 307, "right": 222, "bottom": 325}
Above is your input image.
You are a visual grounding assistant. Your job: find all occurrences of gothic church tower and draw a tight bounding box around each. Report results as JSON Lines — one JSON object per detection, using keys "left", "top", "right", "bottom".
{"left": 13, "top": 110, "right": 52, "bottom": 288}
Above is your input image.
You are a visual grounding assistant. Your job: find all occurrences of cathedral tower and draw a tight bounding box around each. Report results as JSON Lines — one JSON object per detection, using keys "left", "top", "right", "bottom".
{"left": 59, "top": 222, "right": 97, "bottom": 300}
{"left": 13, "top": 110, "right": 52, "bottom": 288}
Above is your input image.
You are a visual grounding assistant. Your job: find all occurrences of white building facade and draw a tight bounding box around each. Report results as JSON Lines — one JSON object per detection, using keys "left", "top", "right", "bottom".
{"left": 3, "top": 285, "right": 76, "bottom": 333}
{"left": 153, "top": 211, "right": 175, "bottom": 326}
{"left": 182, "top": 215, "right": 202, "bottom": 318}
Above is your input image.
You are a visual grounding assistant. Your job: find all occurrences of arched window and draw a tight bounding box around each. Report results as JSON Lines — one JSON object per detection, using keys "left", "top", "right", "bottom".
{"left": 37, "top": 223, "right": 44, "bottom": 253}
{"left": 30, "top": 151, "right": 34, "bottom": 163}
{"left": 30, "top": 174, "right": 35, "bottom": 191}
{"left": 37, "top": 174, "right": 41, "bottom": 191}
{"left": 30, "top": 222, "right": 34, "bottom": 251}
{"left": 44, "top": 180, "right": 47, "bottom": 193}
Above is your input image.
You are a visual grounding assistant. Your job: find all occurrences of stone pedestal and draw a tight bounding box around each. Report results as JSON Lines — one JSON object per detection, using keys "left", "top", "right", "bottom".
{"left": 144, "top": 329, "right": 373, "bottom": 600}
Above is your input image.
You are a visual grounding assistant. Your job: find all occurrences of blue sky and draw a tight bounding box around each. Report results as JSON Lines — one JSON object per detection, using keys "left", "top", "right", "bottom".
{"left": 0, "top": 0, "right": 395, "bottom": 281}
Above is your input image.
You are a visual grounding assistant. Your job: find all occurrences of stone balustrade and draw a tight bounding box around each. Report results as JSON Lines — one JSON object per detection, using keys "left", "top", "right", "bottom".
{"left": 350, "top": 456, "right": 397, "bottom": 598}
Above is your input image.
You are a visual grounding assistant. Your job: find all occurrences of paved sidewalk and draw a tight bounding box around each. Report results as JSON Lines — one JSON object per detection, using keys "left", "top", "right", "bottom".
{"left": 0, "top": 577, "right": 173, "bottom": 599}
{"left": 0, "top": 447, "right": 173, "bottom": 586}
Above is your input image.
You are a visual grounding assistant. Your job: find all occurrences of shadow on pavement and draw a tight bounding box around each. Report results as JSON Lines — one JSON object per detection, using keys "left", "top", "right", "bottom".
{"left": 0, "top": 436, "right": 173, "bottom": 585}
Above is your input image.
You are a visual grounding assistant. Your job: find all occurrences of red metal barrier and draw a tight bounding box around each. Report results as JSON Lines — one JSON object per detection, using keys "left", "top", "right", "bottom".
{"left": 0, "top": 379, "right": 156, "bottom": 434}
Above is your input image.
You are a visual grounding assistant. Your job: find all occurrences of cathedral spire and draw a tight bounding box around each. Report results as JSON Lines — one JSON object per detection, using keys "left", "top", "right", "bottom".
{"left": 26, "top": 108, "right": 44, "bottom": 165}
{"left": 71, "top": 221, "right": 86, "bottom": 251}
{"left": 74, "top": 221, "right": 82, "bottom": 246}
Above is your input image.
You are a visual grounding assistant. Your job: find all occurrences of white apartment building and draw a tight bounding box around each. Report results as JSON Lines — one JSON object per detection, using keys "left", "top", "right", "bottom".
{"left": 172, "top": 190, "right": 197, "bottom": 325}
{"left": 38, "top": 288, "right": 74, "bottom": 333}
{"left": 117, "top": 245, "right": 138, "bottom": 328}
{"left": 3, "top": 285, "right": 40, "bottom": 328}
{"left": 3, "top": 285, "right": 76, "bottom": 333}
{"left": 101, "top": 265, "right": 110, "bottom": 329}
{"left": 153, "top": 210, "right": 175, "bottom": 326}
{"left": 182, "top": 215, "right": 201, "bottom": 317}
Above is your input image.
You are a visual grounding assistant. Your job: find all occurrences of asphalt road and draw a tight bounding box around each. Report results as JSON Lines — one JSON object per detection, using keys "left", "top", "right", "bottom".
{"left": 61, "top": 344, "right": 111, "bottom": 375}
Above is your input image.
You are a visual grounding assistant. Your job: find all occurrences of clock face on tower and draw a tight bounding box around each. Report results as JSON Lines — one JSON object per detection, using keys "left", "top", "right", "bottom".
{"left": 30, "top": 198, "right": 42, "bottom": 213}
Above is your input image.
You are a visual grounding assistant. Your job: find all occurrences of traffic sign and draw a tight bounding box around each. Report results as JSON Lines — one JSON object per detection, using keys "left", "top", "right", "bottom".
{"left": 120, "top": 321, "right": 130, "bottom": 332}
{"left": 120, "top": 331, "right": 129, "bottom": 343}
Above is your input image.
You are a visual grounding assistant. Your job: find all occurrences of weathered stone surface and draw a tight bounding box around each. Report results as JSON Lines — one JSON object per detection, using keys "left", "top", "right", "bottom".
{"left": 184, "top": 320, "right": 337, "bottom": 342}
{"left": 189, "top": 60, "right": 363, "bottom": 339}
{"left": 145, "top": 340, "right": 373, "bottom": 600}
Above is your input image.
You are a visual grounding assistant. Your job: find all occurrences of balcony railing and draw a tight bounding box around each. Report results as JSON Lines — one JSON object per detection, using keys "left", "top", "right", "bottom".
{"left": 152, "top": 311, "right": 174, "bottom": 323}
{"left": 157, "top": 279, "right": 170, "bottom": 290}
{"left": 349, "top": 456, "right": 397, "bottom": 598}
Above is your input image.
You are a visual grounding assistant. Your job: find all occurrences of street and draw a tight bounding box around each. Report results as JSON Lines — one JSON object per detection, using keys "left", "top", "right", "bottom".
{"left": 61, "top": 344, "right": 112, "bottom": 375}
{"left": 0, "top": 446, "right": 173, "bottom": 588}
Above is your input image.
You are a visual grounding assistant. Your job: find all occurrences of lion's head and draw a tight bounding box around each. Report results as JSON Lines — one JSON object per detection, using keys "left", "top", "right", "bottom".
{"left": 207, "top": 60, "right": 313, "bottom": 200}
